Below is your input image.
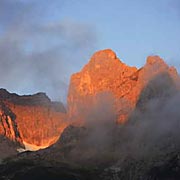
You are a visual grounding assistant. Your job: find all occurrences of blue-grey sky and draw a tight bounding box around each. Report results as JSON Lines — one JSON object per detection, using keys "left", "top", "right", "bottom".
{"left": 0, "top": 0, "right": 179, "bottom": 101}
{"left": 60, "top": 0, "right": 180, "bottom": 67}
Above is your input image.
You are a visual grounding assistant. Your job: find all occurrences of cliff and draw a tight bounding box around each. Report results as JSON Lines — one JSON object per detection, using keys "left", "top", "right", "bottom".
{"left": 0, "top": 89, "right": 67, "bottom": 150}
{"left": 67, "top": 49, "right": 179, "bottom": 123}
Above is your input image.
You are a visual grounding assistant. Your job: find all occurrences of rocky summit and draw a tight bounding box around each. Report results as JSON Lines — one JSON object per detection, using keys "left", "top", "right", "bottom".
{"left": 68, "top": 49, "right": 179, "bottom": 124}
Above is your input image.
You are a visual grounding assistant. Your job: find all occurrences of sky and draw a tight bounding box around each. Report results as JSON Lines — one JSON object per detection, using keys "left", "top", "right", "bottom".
{"left": 0, "top": 0, "right": 179, "bottom": 101}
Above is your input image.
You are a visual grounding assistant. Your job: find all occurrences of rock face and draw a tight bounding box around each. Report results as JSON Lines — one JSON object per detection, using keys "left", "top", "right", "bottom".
{"left": 0, "top": 135, "right": 20, "bottom": 160}
{"left": 0, "top": 89, "right": 67, "bottom": 150}
{"left": 68, "top": 49, "right": 179, "bottom": 123}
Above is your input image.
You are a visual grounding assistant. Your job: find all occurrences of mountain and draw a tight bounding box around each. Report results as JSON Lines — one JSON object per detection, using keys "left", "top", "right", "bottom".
{"left": 0, "top": 49, "right": 180, "bottom": 179}
{"left": 0, "top": 89, "right": 68, "bottom": 151}
{"left": 68, "top": 49, "right": 179, "bottom": 123}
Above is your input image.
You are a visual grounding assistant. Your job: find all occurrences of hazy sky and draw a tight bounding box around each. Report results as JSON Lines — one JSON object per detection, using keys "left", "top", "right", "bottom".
{"left": 0, "top": 0, "right": 179, "bottom": 101}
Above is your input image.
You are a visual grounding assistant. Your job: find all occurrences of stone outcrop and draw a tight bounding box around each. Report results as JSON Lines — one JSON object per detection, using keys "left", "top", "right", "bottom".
{"left": 0, "top": 135, "right": 20, "bottom": 159}
{"left": 68, "top": 49, "right": 179, "bottom": 123}
{"left": 0, "top": 89, "right": 68, "bottom": 150}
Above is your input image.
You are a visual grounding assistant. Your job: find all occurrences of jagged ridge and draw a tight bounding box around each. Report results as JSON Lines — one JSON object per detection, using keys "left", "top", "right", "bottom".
{"left": 0, "top": 89, "right": 68, "bottom": 151}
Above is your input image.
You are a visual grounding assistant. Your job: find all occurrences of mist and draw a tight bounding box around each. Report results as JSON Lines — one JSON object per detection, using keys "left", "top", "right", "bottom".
{"left": 117, "top": 73, "right": 180, "bottom": 162}
{"left": 60, "top": 72, "right": 180, "bottom": 166}
{"left": 0, "top": 0, "right": 97, "bottom": 102}
{"left": 117, "top": 73, "right": 180, "bottom": 160}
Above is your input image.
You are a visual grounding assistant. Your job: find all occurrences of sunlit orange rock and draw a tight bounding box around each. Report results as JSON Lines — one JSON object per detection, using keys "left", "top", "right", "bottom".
{"left": 68, "top": 49, "right": 179, "bottom": 124}
{"left": 0, "top": 89, "right": 68, "bottom": 149}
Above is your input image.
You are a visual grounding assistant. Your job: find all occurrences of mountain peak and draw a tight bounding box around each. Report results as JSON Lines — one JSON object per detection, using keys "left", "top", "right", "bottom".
{"left": 68, "top": 49, "right": 179, "bottom": 124}
{"left": 81, "top": 49, "right": 128, "bottom": 73}
{"left": 146, "top": 55, "right": 167, "bottom": 66}
{"left": 91, "top": 49, "right": 117, "bottom": 60}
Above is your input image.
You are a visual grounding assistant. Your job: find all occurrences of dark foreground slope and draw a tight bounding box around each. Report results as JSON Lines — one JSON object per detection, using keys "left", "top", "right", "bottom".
{"left": 0, "top": 136, "right": 19, "bottom": 160}
{"left": 0, "top": 159, "right": 102, "bottom": 180}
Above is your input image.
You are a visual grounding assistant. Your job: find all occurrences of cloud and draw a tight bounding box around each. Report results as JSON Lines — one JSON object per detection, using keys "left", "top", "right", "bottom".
{"left": 0, "top": 0, "right": 97, "bottom": 101}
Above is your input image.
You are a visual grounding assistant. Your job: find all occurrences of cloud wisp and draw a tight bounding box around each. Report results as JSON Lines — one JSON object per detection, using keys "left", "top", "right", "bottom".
{"left": 0, "top": 0, "right": 97, "bottom": 101}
